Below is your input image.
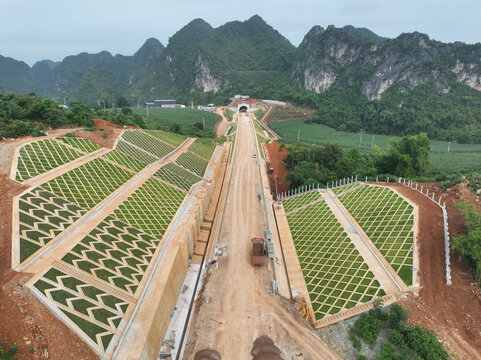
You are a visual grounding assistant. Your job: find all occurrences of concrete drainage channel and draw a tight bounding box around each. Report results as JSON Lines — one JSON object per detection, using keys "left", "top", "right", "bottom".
{"left": 159, "top": 143, "right": 231, "bottom": 359}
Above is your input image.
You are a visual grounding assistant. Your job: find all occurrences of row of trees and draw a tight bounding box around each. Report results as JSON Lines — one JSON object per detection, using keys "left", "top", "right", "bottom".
{"left": 283, "top": 133, "right": 431, "bottom": 189}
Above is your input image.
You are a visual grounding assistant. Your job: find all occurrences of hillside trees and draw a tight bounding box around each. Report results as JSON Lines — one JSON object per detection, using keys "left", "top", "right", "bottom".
{"left": 453, "top": 201, "right": 481, "bottom": 285}
{"left": 283, "top": 133, "right": 430, "bottom": 189}
{"left": 376, "top": 133, "right": 431, "bottom": 177}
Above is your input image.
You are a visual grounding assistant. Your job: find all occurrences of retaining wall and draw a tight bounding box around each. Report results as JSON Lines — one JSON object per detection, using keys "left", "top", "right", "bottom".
{"left": 114, "top": 146, "right": 224, "bottom": 359}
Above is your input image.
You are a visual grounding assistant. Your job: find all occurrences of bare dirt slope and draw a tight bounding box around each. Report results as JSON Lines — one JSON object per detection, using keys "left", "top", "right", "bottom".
{"left": 68, "top": 119, "right": 136, "bottom": 148}
{"left": 184, "top": 114, "right": 339, "bottom": 359}
{"left": 265, "top": 141, "right": 290, "bottom": 200}
{"left": 387, "top": 183, "right": 481, "bottom": 359}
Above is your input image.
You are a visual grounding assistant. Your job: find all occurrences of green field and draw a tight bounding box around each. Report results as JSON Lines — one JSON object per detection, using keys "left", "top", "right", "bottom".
{"left": 270, "top": 118, "right": 481, "bottom": 176}
{"left": 132, "top": 107, "right": 221, "bottom": 132}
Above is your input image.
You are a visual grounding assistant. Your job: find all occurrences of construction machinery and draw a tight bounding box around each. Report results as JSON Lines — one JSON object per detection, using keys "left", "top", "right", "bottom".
{"left": 251, "top": 237, "right": 265, "bottom": 266}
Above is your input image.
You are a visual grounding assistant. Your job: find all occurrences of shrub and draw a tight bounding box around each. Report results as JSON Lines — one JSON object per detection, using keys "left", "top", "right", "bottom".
{"left": 405, "top": 326, "right": 449, "bottom": 360}
{"left": 0, "top": 343, "right": 18, "bottom": 360}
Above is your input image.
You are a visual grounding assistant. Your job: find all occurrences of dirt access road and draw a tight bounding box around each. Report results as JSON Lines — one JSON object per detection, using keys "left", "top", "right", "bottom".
{"left": 184, "top": 113, "right": 339, "bottom": 359}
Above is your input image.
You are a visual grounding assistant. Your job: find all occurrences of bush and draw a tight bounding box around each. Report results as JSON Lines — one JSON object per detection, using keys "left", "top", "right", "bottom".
{"left": 351, "top": 311, "right": 382, "bottom": 346}
{"left": 405, "top": 327, "right": 449, "bottom": 360}
{"left": 0, "top": 343, "right": 18, "bottom": 360}
{"left": 350, "top": 303, "right": 449, "bottom": 359}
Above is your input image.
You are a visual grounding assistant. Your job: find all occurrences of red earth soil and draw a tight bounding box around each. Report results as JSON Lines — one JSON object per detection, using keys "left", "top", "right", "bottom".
{"left": 385, "top": 183, "right": 481, "bottom": 359}
{"left": 68, "top": 119, "right": 139, "bottom": 149}
{"left": 0, "top": 174, "right": 98, "bottom": 359}
{"left": 0, "top": 128, "right": 110, "bottom": 358}
{"left": 0, "top": 120, "right": 133, "bottom": 358}
{"left": 264, "top": 140, "right": 290, "bottom": 200}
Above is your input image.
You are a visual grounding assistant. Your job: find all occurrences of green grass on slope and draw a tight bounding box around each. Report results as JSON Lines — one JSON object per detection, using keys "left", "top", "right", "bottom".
{"left": 270, "top": 118, "right": 481, "bottom": 176}
{"left": 132, "top": 107, "right": 221, "bottom": 132}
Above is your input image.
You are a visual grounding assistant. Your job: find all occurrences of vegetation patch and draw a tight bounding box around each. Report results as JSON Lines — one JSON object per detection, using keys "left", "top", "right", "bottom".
{"left": 339, "top": 185, "right": 415, "bottom": 286}
{"left": 349, "top": 302, "right": 449, "bottom": 359}
{"left": 103, "top": 150, "right": 146, "bottom": 173}
{"left": 15, "top": 139, "right": 85, "bottom": 182}
{"left": 175, "top": 151, "right": 209, "bottom": 177}
{"left": 58, "top": 137, "right": 102, "bottom": 153}
{"left": 270, "top": 119, "right": 481, "bottom": 177}
{"left": 188, "top": 138, "right": 217, "bottom": 160}
{"left": 121, "top": 130, "right": 175, "bottom": 159}
{"left": 141, "top": 129, "right": 187, "bottom": 147}
{"left": 114, "top": 178, "right": 185, "bottom": 239}
{"left": 41, "top": 158, "right": 134, "bottom": 209}
{"left": 154, "top": 163, "right": 202, "bottom": 191}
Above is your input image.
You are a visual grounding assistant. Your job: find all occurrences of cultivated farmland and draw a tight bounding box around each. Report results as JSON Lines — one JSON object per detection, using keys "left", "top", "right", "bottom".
{"left": 269, "top": 118, "right": 481, "bottom": 176}
{"left": 133, "top": 107, "right": 221, "bottom": 132}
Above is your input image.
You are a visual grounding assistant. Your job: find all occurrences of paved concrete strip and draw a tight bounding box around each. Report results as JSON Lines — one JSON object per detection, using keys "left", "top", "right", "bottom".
{"left": 322, "top": 190, "right": 404, "bottom": 294}
{"left": 274, "top": 204, "right": 312, "bottom": 303}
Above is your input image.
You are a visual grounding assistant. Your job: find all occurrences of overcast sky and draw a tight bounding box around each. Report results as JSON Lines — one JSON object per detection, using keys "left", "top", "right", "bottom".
{"left": 1, "top": 0, "right": 481, "bottom": 66}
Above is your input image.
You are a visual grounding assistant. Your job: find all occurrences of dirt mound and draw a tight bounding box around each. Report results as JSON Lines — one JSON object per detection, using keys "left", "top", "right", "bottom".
{"left": 229, "top": 98, "right": 265, "bottom": 108}
{"left": 264, "top": 141, "right": 290, "bottom": 200}
{"left": 386, "top": 183, "right": 481, "bottom": 359}
{"left": 66, "top": 119, "right": 140, "bottom": 149}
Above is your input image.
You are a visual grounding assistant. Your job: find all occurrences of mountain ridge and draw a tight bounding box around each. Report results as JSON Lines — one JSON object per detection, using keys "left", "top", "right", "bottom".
{"left": 3, "top": 16, "right": 481, "bottom": 142}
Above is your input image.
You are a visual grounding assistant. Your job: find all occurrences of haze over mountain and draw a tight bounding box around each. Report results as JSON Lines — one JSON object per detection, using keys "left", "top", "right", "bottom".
{"left": 3, "top": 15, "right": 481, "bottom": 142}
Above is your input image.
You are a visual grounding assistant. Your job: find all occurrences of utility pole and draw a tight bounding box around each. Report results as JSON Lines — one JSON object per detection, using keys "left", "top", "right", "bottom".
{"left": 447, "top": 141, "right": 451, "bottom": 153}
{"left": 146, "top": 104, "right": 149, "bottom": 117}
{"left": 112, "top": 103, "right": 114, "bottom": 109}
{"left": 137, "top": 101, "right": 140, "bottom": 110}
{"left": 359, "top": 128, "right": 364, "bottom": 150}
{"left": 191, "top": 101, "right": 194, "bottom": 109}
{"left": 103, "top": 100, "right": 106, "bottom": 110}
{"left": 203, "top": 117, "right": 205, "bottom": 130}
{"left": 63, "top": 97, "right": 66, "bottom": 106}
{"left": 371, "top": 135, "right": 374, "bottom": 150}
{"left": 297, "top": 129, "right": 300, "bottom": 142}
